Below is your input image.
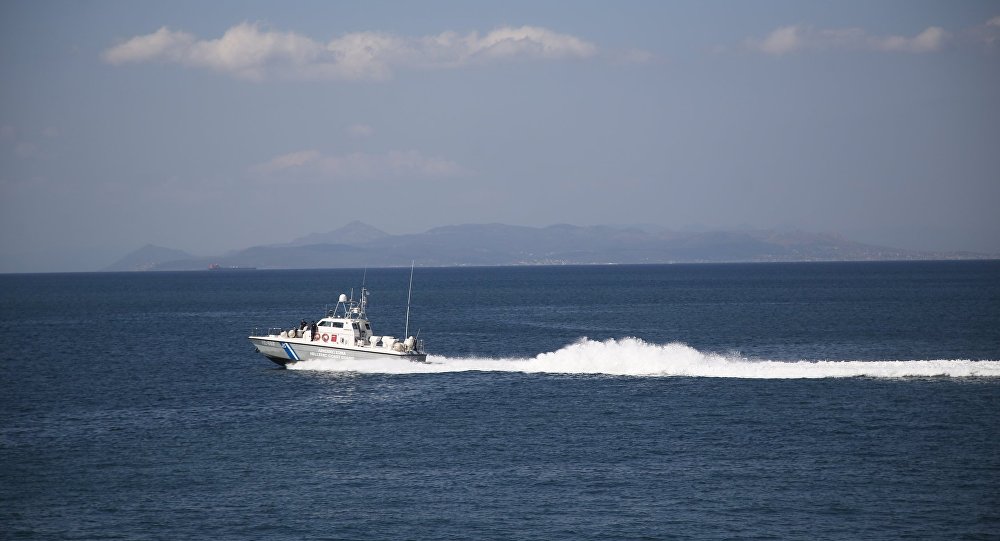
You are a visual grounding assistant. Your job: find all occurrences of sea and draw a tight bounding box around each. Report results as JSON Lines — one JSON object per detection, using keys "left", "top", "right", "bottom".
{"left": 1, "top": 261, "right": 998, "bottom": 540}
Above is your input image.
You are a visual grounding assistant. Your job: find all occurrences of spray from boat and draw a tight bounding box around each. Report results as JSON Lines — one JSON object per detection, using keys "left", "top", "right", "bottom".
{"left": 287, "top": 337, "right": 1000, "bottom": 379}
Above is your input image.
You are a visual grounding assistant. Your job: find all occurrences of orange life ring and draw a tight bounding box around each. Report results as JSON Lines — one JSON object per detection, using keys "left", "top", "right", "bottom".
{"left": 322, "top": 333, "right": 329, "bottom": 342}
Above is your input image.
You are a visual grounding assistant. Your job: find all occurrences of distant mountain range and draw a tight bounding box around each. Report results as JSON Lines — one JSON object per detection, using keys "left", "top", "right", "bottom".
{"left": 102, "top": 221, "right": 991, "bottom": 271}
{"left": 104, "top": 244, "right": 196, "bottom": 272}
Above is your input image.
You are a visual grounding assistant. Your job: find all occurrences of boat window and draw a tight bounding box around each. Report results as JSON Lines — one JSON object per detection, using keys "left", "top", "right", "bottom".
{"left": 319, "top": 321, "right": 345, "bottom": 328}
{"left": 352, "top": 323, "right": 360, "bottom": 331}
{"left": 364, "top": 323, "right": 371, "bottom": 330}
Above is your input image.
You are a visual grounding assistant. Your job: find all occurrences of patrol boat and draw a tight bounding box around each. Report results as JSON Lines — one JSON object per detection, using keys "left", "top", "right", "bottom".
{"left": 248, "top": 286, "right": 426, "bottom": 367}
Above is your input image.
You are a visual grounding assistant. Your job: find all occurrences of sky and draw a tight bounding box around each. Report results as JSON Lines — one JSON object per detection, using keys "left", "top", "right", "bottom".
{"left": 1, "top": 1, "right": 998, "bottom": 272}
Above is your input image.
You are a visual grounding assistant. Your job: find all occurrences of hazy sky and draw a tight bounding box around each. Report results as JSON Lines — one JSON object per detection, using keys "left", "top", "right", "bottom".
{"left": 2, "top": 1, "right": 998, "bottom": 271}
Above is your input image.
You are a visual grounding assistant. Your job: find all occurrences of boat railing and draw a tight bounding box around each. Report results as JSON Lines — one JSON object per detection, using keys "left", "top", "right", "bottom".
{"left": 251, "top": 327, "right": 288, "bottom": 337}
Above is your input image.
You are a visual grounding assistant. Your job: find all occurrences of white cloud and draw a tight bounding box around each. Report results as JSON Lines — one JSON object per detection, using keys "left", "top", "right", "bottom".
{"left": 748, "top": 24, "right": 948, "bottom": 55}
{"left": 348, "top": 124, "right": 375, "bottom": 138}
{"left": 464, "top": 26, "right": 597, "bottom": 61}
{"left": 251, "top": 149, "right": 466, "bottom": 181}
{"left": 251, "top": 149, "right": 322, "bottom": 174}
{"left": 970, "top": 15, "right": 1000, "bottom": 48}
{"left": 104, "top": 23, "right": 598, "bottom": 81}
{"left": 871, "top": 26, "right": 947, "bottom": 53}
{"left": 103, "top": 26, "right": 197, "bottom": 65}
{"left": 755, "top": 25, "right": 803, "bottom": 55}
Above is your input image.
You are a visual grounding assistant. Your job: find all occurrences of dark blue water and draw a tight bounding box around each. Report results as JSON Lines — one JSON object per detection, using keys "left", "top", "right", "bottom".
{"left": 2, "top": 262, "right": 999, "bottom": 539}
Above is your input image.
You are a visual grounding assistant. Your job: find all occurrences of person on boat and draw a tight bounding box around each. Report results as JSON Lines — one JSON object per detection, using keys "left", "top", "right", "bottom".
{"left": 310, "top": 322, "right": 318, "bottom": 341}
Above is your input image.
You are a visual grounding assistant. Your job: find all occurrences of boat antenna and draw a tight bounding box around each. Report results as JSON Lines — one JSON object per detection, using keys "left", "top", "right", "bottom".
{"left": 404, "top": 261, "right": 414, "bottom": 338}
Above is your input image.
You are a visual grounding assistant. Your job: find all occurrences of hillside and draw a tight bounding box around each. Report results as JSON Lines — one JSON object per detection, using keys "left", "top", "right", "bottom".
{"left": 108, "top": 222, "right": 989, "bottom": 271}
{"left": 103, "top": 244, "right": 195, "bottom": 272}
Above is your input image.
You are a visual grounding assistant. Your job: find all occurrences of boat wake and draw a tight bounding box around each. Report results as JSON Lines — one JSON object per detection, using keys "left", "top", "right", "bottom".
{"left": 285, "top": 337, "right": 1000, "bottom": 379}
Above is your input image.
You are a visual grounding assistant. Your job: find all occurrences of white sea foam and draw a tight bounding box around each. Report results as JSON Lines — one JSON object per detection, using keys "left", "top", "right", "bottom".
{"left": 286, "top": 337, "right": 1000, "bottom": 379}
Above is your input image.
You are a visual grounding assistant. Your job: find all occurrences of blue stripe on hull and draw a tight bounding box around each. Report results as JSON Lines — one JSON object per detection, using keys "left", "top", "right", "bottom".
{"left": 281, "top": 342, "right": 300, "bottom": 361}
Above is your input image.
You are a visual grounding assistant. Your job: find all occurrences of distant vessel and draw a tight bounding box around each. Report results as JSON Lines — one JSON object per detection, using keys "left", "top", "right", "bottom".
{"left": 208, "top": 264, "right": 256, "bottom": 271}
{"left": 248, "top": 286, "right": 426, "bottom": 367}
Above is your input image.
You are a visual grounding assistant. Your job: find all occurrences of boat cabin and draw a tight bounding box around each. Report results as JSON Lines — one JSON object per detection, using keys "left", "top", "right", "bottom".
{"left": 314, "top": 317, "right": 372, "bottom": 346}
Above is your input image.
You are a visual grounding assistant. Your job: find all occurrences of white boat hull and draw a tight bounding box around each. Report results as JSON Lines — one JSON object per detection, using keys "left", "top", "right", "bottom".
{"left": 249, "top": 335, "right": 427, "bottom": 367}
